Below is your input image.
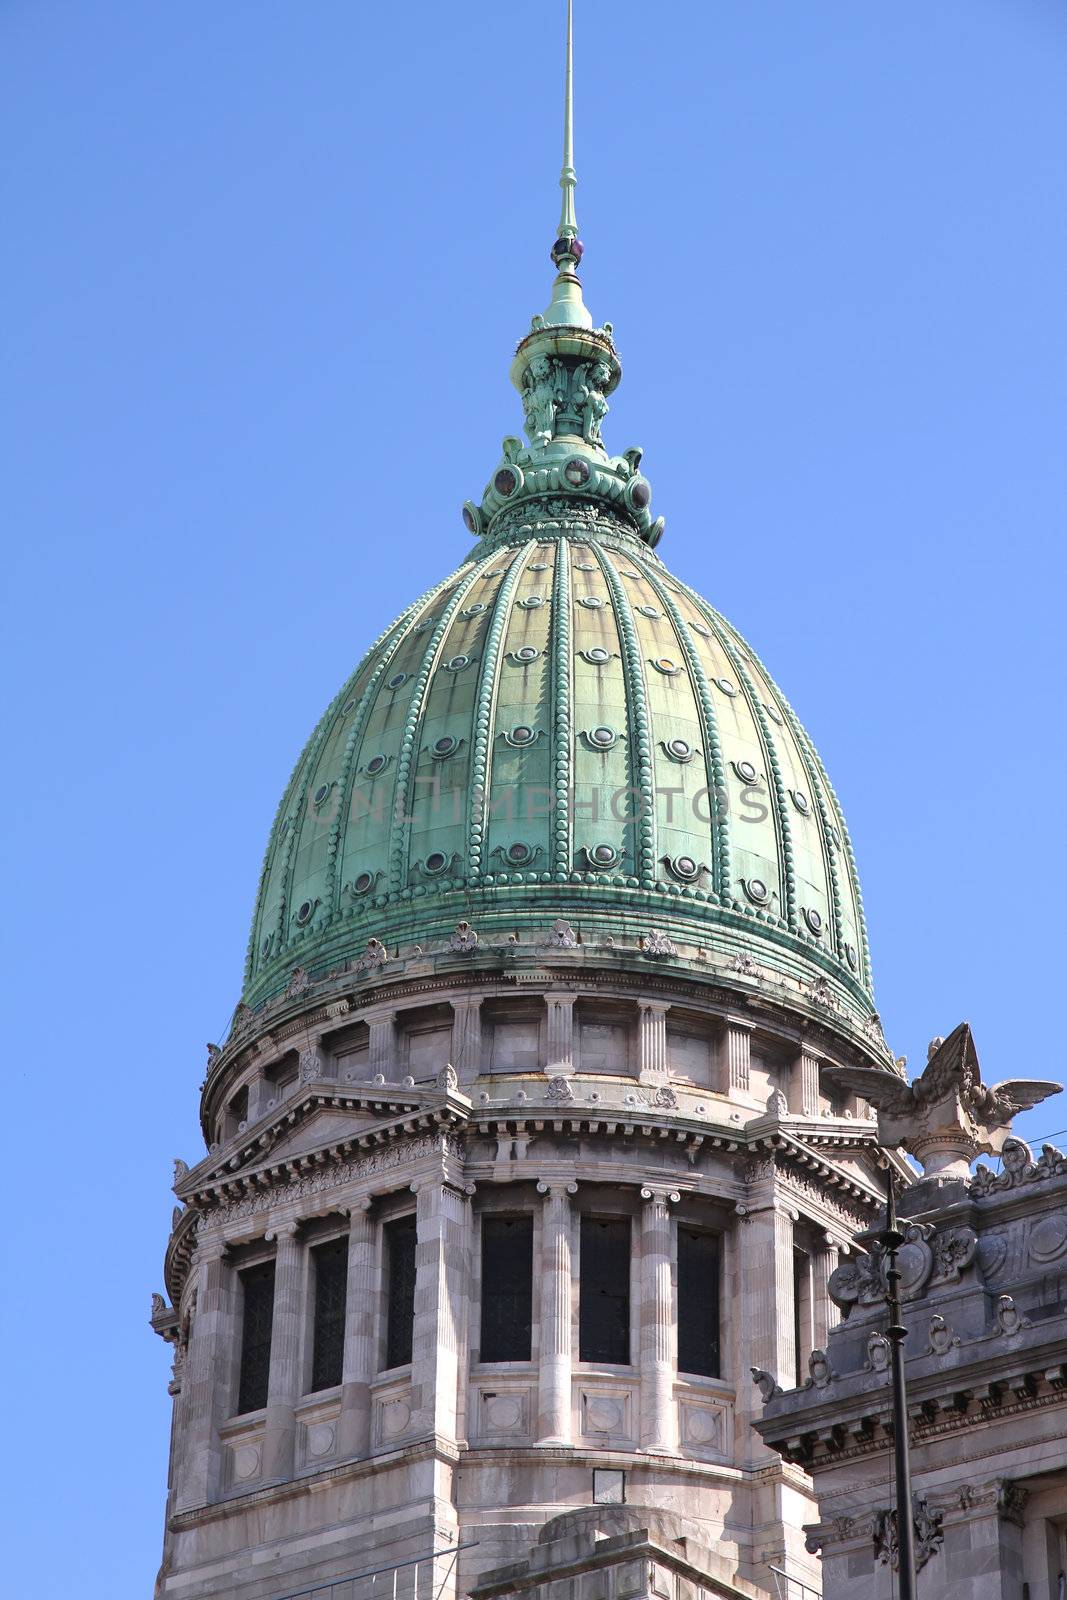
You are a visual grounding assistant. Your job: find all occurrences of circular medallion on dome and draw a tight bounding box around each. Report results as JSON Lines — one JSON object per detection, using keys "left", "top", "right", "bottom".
{"left": 413, "top": 616, "right": 436, "bottom": 634}
{"left": 425, "top": 852, "right": 449, "bottom": 875}
{"left": 510, "top": 725, "right": 535, "bottom": 745}
{"left": 512, "top": 646, "right": 539, "bottom": 663}
{"left": 845, "top": 943, "right": 858, "bottom": 970}
{"left": 365, "top": 755, "right": 389, "bottom": 776}
{"left": 691, "top": 621, "right": 710, "bottom": 638}
{"left": 574, "top": 562, "right": 595, "bottom": 571}
{"left": 716, "top": 677, "right": 738, "bottom": 697}
{"left": 734, "top": 759, "right": 759, "bottom": 784}
{"left": 666, "top": 855, "right": 700, "bottom": 882}
{"left": 506, "top": 842, "right": 531, "bottom": 865}
{"left": 462, "top": 503, "right": 480, "bottom": 534}
{"left": 433, "top": 736, "right": 458, "bottom": 757}
{"left": 764, "top": 701, "right": 784, "bottom": 725}
{"left": 589, "top": 844, "right": 619, "bottom": 868}
{"left": 636, "top": 604, "right": 661, "bottom": 619}
{"left": 664, "top": 737, "right": 693, "bottom": 762}
{"left": 352, "top": 872, "right": 375, "bottom": 895}
{"left": 590, "top": 726, "right": 616, "bottom": 748}
{"left": 564, "top": 457, "right": 591, "bottom": 487}
{"left": 628, "top": 479, "right": 652, "bottom": 510}
{"left": 460, "top": 603, "right": 487, "bottom": 618}
{"left": 446, "top": 655, "right": 471, "bottom": 671}
{"left": 529, "top": 562, "right": 549, "bottom": 571}
{"left": 578, "top": 595, "right": 604, "bottom": 609}
{"left": 494, "top": 468, "right": 519, "bottom": 496}
{"left": 517, "top": 595, "right": 544, "bottom": 609}
{"left": 652, "top": 656, "right": 681, "bottom": 675}
{"left": 791, "top": 790, "right": 811, "bottom": 815}
{"left": 804, "top": 908, "right": 825, "bottom": 936}
{"left": 387, "top": 672, "right": 410, "bottom": 690}
{"left": 313, "top": 782, "right": 330, "bottom": 807}
{"left": 581, "top": 647, "right": 611, "bottom": 665}
{"left": 743, "top": 878, "right": 769, "bottom": 904}
{"left": 295, "top": 900, "right": 314, "bottom": 926}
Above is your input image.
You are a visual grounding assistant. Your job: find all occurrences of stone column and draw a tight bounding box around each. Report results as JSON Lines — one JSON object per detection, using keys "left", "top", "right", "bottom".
{"left": 174, "top": 1231, "right": 235, "bottom": 1509}
{"left": 298, "top": 1037, "right": 329, "bottom": 1085}
{"left": 262, "top": 1221, "right": 303, "bottom": 1481}
{"left": 366, "top": 1008, "right": 397, "bottom": 1078}
{"left": 639, "top": 1187, "right": 679, "bottom": 1452}
{"left": 545, "top": 992, "right": 576, "bottom": 1076}
{"left": 790, "top": 1046, "right": 820, "bottom": 1117}
{"left": 410, "top": 1180, "right": 470, "bottom": 1442}
{"left": 638, "top": 1001, "right": 670, "bottom": 1085}
{"left": 812, "top": 1234, "right": 841, "bottom": 1347}
{"left": 536, "top": 1180, "right": 577, "bottom": 1444}
{"left": 337, "top": 1201, "right": 377, "bottom": 1460}
{"left": 451, "top": 996, "right": 483, "bottom": 1085}
{"left": 245, "top": 1069, "right": 270, "bottom": 1124}
{"left": 724, "top": 1019, "right": 753, "bottom": 1095}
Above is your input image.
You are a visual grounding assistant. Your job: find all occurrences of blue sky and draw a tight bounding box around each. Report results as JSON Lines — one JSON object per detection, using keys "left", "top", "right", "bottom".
{"left": 2, "top": 2, "right": 1065, "bottom": 1591}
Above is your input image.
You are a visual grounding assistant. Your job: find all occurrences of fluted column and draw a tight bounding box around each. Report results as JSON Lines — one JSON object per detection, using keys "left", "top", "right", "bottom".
{"left": 812, "top": 1234, "right": 842, "bottom": 1347}
{"left": 791, "top": 1047, "right": 820, "bottom": 1117}
{"left": 545, "top": 992, "right": 575, "bottom": 1075}
{"left": 262, "top": 1222, "right": 303, "bottom": 1481}
{"left": 638, "top": 1001, "right": 670, "bottom": 1084}
{"left": 536, "top": 1180, "right": 577, "bottom": 1444}
{"left": 410, "top": 1179, "right": 470, "bottom": 1442}
{"left": 724, "top": 1019, "right": 753, "bottom": 1094}
{"left": 639, "top": 1187, "right": 679, "bottom": 1452}
{"left": 174, "top": 1231, "right": 233, "bottom": 1509}
{"left": 451, "top": 997, "right": 483, "bottom": 1085}
{"left": 366, "top": 1008, "right": 397, "bottom": 1077}
{"left": 337, "top": 1201, "right": 377, "bottom": 1459}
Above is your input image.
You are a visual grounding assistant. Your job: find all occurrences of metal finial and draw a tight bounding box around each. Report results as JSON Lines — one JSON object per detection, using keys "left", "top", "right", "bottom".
{"left": 544, "top": 0, "right": 591, "bottom": 329}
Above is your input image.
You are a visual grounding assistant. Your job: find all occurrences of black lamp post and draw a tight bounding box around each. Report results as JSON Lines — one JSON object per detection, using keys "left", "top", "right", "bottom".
{"left": 878, "top": 1161, "right": 918, "bottom": 1598}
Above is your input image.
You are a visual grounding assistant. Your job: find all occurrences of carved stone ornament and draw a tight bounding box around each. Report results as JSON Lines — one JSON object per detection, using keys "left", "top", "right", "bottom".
{"left": 151, "top": 1292, "right": 167, "bottom": 1319}
{"left": 546, "top": 1074, "right": 575, "bottom": 1103}
{"left": 931, "top": 1225, "right": 978, "bottom": 1284}
{"left": 994, "top": 1294, "right": 1031, "bottom": 1335}
{"left": 206, "top": 1042, "right": 221, "bottom": 1067}
{"left": 356, "top": 937, "right": 388, "bottom": 972}
{"left": 824, "top": 1021, "right": 1061, "bottom": 1180}
{"left": 864, "top": 1331, "right": 890, "bottom": 1372}
{"left": 766, "top": 1086, "right": 789, "bottom": 1118}
{"left": 232, "top": 1002, "right": 256, "bottom": 1036}
{"left": 298, "top": 1048, "right": 320, "bottom": 1083}
{"left": 926, "top": 1313, "right": 960, "bottom": 1356}
{"left": 173, "top": 1158, "right": 190, "bottom": 1185}
{"left": 651, "top": 1083, "right": 678, "bottom": 1109}
{"left": 807, "top": 1348, "right": 834, "bottom": 1388}
{"left": 285, "top": 966, "right": 312, "bottom": 999}
{"left": 996, "top": 1480, "right": 1029, "bottom": 1527}
{"left": 874, "top": 1496, "right": 944, "bottom": 1573}
{"left": 449, "top": 920, "right": 478, "bottom": 953}
{"left": 827, "top": 1223, "right": 934, "bottom": 1318}
{"left": 731, "top": 951, "right": 757, "bottom": 976}
{"left": 808, "top": 976, "right": 838, "bottom": 1011}
{"left": 549, "top": 918, "right": 577, "bottom": 948}
{"left": 750, "top": 1367, "right": 782, "bottom": 1403}
{"left": 436, "top": 1063, "right": 458, "bottom": 1092}
{"left": 642, "top": 929, "right": 676, "bottom": 957}
{"left": 971, "top": 1137, "right": 1067, "bottom": 1196}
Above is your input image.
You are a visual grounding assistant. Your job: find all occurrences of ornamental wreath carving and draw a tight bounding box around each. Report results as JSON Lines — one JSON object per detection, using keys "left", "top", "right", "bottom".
{"left": 449, "top": 921, "right": 478, "bottom": 954}
{"left": 828, "top": 1223, "right": 935, "bottom": 1317}
{"left": 874, "top": 1496, "right": 944, "bottom": 1573}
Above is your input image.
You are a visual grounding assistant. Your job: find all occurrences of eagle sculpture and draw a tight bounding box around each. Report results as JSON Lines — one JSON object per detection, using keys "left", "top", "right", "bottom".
{"left": 824, "top": 1021, "right": 1060, "bottom": 1179}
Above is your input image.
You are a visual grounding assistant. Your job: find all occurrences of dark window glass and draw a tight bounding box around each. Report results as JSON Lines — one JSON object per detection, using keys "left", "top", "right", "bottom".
{"left": 579, "top": 1216, "right": 631, "bottom": 1364}
{"left": 384, "top": 1215, "right": 417, "bottom": 1369}
{"left": 480, "top": 1215, "right": 533, "bottom": 1362}
{"left": 677, "top": 1229, "right": 721, "bottom": 1378}
{"left": 237, "top": 1261, "right": 275, "bottom": 1414}
{"left": 310, "top": 1237, "right": 349, "bottom": 1392}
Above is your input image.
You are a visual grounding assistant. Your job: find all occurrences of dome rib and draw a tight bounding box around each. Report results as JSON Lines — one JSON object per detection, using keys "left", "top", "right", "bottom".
{"left": 595, "top": 544, "right": 657, "bottom": 889}
{"left": 468, "top": 542, "right": 535, "bottom": 881}
{"left": 633, "top": 557, "right": 732, "bottom": 904}
{"left": 387, "top": 557, "right": 493, "bottom": 897}
{"left": 550, "top": 539, "right": 573, "bottom": 881}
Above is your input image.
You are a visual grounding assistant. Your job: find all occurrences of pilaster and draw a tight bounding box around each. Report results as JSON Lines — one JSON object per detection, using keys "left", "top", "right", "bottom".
{"left": 410, "top": 1178, "right": 471, "bottom": 1443}
{"left": 724, "top": 1019, "right": 753, "bottom": 1095}
{"left": 638, "top": 1001, "right": 670, "bottom": 1085}
{"left": 174, "top": 1231, "right": 235, "bottom": 1510}
{"left": 734, "top": 1198, "right": 797, "bottom": 1464}
{"left": 337, "top": 1200, "right": 377, "bottom": 1460}
{"left": 812, "top": 1234, "right": 841, "bottom": 1348}
{"left": 790, "top": 1046, "right": 820, "bottom": 1117}
{"left": 366, "top": 1008, "right": 397, "bottom": 1077}
{"left": 262, "top": 1222, "right": 303, "bottom": 1481}
{"left": 545, "top": 992, "right": 576, "bottom": 1076}
{"left": 536, "top": 1180, "right": 577, "bottom": 1444}
{"left": 451, "top": 996, "right": 484, "bottom": 1084}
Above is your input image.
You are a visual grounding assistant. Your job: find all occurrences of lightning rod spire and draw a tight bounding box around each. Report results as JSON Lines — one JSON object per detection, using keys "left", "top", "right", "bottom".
{"left": 544, "top": 0, "right": 592, "bottom": 329}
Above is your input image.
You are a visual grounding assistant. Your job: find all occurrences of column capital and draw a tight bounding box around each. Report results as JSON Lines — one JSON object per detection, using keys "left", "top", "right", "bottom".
{"left": 640, "top": 1186, "right": 680, "bottom": 1206}
{"left": 265, "top": 1220, "right": 300, "bottom": 1242}
{"left": 638, "top": 998, "right": 671, "bottom": 1015}
{"left": 345, "top": 1196, "right": 374, "bottom": 1217}
{"left": 537, "top": 1179, "right": 578, "bottom": 1199}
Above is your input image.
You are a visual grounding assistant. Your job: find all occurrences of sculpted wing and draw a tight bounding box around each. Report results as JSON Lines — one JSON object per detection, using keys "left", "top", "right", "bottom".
{"left": 822, "top": 1066, "right": 916, "bottom": 1118}
{"left": 918, "top": 1021, "right": 976, "bottom": 1104}
{"left": 988, "top": 1079, "right": 1063, "bottom": 1120}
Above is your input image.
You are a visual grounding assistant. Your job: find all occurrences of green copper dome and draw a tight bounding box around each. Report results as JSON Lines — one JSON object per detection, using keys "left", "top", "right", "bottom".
{"left": 240, "top": 101, "right": 878, "bottom": 1057}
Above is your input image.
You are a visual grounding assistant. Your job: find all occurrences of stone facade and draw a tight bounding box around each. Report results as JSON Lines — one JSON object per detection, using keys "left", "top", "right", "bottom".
{"left": 152, "top": 948, "right": 897, "bottom": 1600}
{"left": 754, "top": 1139, "right": 1067, "bottom": 1598}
